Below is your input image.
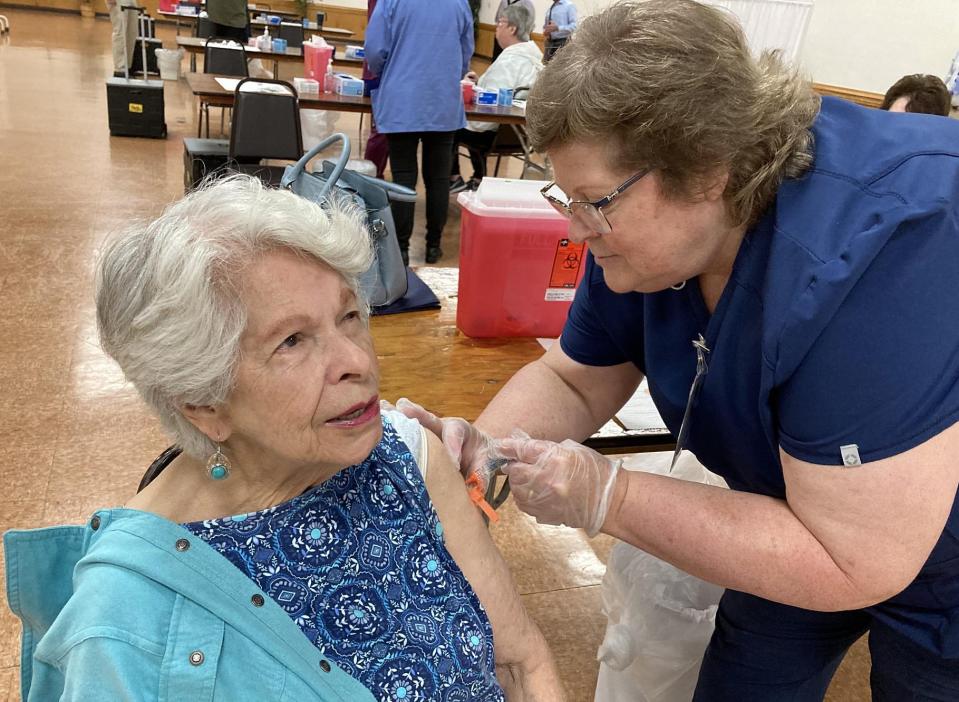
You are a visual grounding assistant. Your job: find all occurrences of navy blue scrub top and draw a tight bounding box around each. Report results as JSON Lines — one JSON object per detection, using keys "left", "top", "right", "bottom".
{"left": 561, "top": 97, "right": 959, "bottom": 657}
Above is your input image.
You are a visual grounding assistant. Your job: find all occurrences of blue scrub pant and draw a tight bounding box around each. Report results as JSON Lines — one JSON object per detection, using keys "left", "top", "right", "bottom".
{"left": 693, "top": 590, "right": 959, "bottom": 701}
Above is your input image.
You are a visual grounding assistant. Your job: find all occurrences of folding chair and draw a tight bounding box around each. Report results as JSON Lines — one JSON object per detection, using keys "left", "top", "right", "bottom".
{"left": 486, "top": 124, "right": 548, "bottom": 179}
{"left": 195, "top": 15, "right": 215, "bottom": 39}
{"left": 278, "top": 22, "right": 305, "bottom": 49}
{"left": 459, "top": 86, "right": 548, "bottom": 181}
{"left": 229, "top": 77, "right": 303, "bottom": 186}
{"left": 205, "top": 37, "right": 249, "bottom": 75}
{"left": 198, "top": 38, "right": 249, "bottom": 137}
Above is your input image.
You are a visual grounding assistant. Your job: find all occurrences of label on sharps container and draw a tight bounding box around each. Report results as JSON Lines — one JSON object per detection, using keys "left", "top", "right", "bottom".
{"left": 545, "top": 288, "right": 576, "bottom": 301}
{"left": 545, "top": 238, "right": 585, "bottom": 301}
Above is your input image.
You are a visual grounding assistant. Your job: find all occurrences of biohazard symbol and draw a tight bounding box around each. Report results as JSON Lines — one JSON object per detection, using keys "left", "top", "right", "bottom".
{"left": 549, "top": 239, "right": 586, "bottom": 288}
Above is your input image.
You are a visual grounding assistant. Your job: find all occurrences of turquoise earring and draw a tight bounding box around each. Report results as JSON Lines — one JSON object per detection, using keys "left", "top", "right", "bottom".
{"left": 206, "top": 444, "right": 231, "bottom": 481}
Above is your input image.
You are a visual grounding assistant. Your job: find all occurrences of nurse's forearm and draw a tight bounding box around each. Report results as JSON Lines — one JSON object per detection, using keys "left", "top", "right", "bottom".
{"left": 475, "top": 359, "right": 603, "bottom": 442}
{"left": 603, "top": 471, "right": 881, "bottom": 612}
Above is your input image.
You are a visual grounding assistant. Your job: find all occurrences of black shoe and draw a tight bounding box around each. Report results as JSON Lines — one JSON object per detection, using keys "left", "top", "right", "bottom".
{"left": 425, "top": 246, "right": 443, "bottom": 264}
{"left": 467, "top": 177, "right": 481, "bottom": 191}
{"left": 400, "top": 248, "right": 409, "bottom": 267}
{"left": 449, "top": 176, "right": 469, "bottom": 194}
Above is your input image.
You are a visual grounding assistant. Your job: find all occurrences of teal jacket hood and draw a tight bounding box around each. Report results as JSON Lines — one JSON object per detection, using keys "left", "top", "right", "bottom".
{"left": 5, "top": 508, "right": 375, "bottom": 701}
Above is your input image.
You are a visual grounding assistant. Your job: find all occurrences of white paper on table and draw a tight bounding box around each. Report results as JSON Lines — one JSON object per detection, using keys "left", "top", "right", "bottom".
{"left": 238, "top": 82, "right": 294, "bottom": 95}
{"left": 511, "top": 99, "right": 527, "bottom": 110}
{"left": 616, "top": 378, "right": 667, "bottom": 432}
{"left": 214, "top": 77, "right": 241, "bottom": 91}
{"left": 537, "top": 338, "right": 666, "bottom": 432}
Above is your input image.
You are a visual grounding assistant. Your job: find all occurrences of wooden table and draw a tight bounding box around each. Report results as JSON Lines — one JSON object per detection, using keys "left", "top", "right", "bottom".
{"left": 186, "top": 72, "right": 529, "bottom": 125}
{"left": 250, "top": 19, "right": 354, "bottom": 39}
{"left": 372, "top": 268, "right": 674, "bottom": 455}
{"left": 176, "top": 36, "right": 362, "bottom": 78}
{"left": 158, "top": 10, "right": 354, "bottom": 41}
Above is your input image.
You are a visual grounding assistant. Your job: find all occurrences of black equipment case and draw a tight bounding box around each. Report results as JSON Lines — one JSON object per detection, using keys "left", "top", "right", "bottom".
{"left": 106, "top": 7, "right": 166, "bottom": 138}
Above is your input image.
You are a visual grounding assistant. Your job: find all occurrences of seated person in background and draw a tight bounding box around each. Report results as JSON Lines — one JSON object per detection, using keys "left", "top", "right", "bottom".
{"left": 491, "top": 0, "right": 536, "bottom": 60}
{"left": 450, "top": 3, "right": 543, "bottom": 193}
{"left": 880, "top": 73, "right": 951, "bottom": 116}
{"left": 4, "top": 176, "right": 565, "bottom": 701}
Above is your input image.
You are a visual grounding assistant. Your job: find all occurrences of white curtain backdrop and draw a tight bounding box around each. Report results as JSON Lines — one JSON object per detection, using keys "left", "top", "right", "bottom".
{"left": 700, "top": 0, "right": 815, "bottom": 64}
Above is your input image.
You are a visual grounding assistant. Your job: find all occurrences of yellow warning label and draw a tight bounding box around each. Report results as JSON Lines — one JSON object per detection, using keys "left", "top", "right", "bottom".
{"left": 128, "top": 103, "right": 144, "bottom": 114}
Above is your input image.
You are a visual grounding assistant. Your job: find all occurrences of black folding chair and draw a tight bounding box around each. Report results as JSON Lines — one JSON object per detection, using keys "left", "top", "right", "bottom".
{"left": 195, "top": 15, "right": 214, "bottom": 39}
{"left": 204, "top": 37, "right": 249, "bottom": 75}
{"left": 486, "top": 124, "right": 547, "bottom": 178}
{"left": 278, "top": 21, "right": 305, "bottom": 49}
{"left": 459, "top": 86, "right": 547, "bottom": 180}
{"left": 229, "top": 77, "right": 303, "bottom": 186}
{"left": 198, "top": 38, "right": 249, "bottom": 137}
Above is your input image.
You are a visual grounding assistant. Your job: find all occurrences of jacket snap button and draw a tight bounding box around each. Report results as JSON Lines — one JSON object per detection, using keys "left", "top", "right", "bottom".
{"left": 251, "top": 594, "right": 265, "bottom": 607}
{"left": 189, "top": 650, "right": 205, "bottom": 666}
{"left": 90, "top": 515, "right": 101, "bottom": 531}
{"left": 319, "top": 659, "right": 331, "bottom": 673}
{"left": 175, "top": 538, "right": 190, "bottom": 552}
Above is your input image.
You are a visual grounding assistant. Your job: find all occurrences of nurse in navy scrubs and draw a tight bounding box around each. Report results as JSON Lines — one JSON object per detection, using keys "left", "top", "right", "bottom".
{"left": 401, "top": 0, "right": 959, "bottom": 698}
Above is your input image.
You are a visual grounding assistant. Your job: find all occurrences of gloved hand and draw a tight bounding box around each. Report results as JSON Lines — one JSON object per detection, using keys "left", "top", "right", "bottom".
{"left": 495, "top": 435, "right": 622, "bottom": 537}
{"left": 395, "top": 398, "right": 502, "bottom": 490}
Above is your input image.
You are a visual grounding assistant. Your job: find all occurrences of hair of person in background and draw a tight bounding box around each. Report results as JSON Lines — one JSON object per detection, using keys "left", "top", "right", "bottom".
{"left": 95, "top": 175, "right": 372, "bottom": 459}
{"left": 500, "top": 2, "right": 533, "bottom": 42}
{"left": 880, "top": 74, "right": 951, "bottom": 117}
{"left": 526, "top": 0, "right": 820, "bottom": 228}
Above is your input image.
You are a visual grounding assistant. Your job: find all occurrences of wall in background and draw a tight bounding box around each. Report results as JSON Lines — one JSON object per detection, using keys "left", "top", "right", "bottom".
{"left": 475, "top": 0, "right": 959, "bottom": 95}
{"left": 799, "top": 0, "right": 959, "bottom": 94}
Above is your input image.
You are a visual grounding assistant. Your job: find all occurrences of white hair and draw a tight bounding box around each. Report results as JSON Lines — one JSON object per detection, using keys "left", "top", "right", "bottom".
{"left": 96, "top": 174, "right": 373, "bottom": 459}
{"left": 501, "top": 3, "right": 533, "bottom": 41}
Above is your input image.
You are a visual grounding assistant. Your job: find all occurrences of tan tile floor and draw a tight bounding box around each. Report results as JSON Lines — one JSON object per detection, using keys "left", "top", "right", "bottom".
{"left": 0, "top": 8, "right": 870, "bottom": 700}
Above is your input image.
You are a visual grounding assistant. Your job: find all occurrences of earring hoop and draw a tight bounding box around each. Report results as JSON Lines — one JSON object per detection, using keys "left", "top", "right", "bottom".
{"left": 206, "top": 444, "right": 232, "bottom": 480}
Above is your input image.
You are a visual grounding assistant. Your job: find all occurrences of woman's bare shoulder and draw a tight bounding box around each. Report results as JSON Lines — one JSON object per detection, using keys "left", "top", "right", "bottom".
{"left": 421, "top": 430, "right": 564, "bottom": 696}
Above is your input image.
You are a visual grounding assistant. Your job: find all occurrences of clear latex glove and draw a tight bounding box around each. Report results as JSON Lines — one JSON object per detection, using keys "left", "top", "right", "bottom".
{"left": 495, "top": 434, "right": 621, "bottom": 537}
{"left": 395, "top": 398, "right": 501, "bottom": 490}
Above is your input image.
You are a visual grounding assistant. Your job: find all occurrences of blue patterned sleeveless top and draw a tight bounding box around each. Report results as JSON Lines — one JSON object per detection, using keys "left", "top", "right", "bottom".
{"left": 183, "top": 414, "right": 505, "bottom": 702}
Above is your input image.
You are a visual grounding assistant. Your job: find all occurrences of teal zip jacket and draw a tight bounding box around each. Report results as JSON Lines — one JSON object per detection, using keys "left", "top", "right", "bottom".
{"left": 4, "top": 508, "right": 376, "bottom": 701}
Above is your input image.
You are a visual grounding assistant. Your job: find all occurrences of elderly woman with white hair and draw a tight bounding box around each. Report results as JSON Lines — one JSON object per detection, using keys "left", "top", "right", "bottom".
{"left": 4, "top": 176, "right": 564, "bottom": 701}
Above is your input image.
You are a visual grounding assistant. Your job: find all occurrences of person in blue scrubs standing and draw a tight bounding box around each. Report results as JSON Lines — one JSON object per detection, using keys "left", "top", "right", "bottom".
{"left": 400, "top": 0, "right": 959, "bottom": 698}
{"left": 365, "top": 0, "right": 474, "bottom": 265}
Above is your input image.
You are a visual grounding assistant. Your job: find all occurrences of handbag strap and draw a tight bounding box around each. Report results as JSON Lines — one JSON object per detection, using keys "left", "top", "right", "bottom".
{"left": 317, "top": 161, "right": 417, "bottom": 204}
{"left": 280, "top": 132, "right": 351, "bottom": 200}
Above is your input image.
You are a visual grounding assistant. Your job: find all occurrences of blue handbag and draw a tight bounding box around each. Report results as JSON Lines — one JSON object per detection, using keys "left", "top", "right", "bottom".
{"left": 280, "top": 132, "right": 417, "bottom": 307}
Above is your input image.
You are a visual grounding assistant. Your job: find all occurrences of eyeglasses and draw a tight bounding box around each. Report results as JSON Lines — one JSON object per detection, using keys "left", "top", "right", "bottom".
{"left": 540, "top": 169, "right": 650, "bottom": 235}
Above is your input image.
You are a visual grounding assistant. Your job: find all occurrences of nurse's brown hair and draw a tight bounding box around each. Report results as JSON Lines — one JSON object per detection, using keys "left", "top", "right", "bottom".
{"left": 526, "top": 0, "right": 820, "bottom": 227}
